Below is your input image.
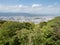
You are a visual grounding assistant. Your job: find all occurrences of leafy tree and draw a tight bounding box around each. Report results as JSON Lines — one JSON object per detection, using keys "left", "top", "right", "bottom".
{"left": 0, "top": 20, "right": 6, "bottom": 27}
{"left": 42, "top": 16, "right": 60, "bottom": 45}
{"left": 0, "top": 16, "right": 60, "bottom": 45}
{"left": 39, "top": 22, "right": 47, "bottom": 28}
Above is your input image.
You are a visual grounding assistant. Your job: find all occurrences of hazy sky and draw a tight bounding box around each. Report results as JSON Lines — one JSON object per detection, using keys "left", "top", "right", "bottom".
{"left": 0, "top": 0, "right": 60, "bottom": 14}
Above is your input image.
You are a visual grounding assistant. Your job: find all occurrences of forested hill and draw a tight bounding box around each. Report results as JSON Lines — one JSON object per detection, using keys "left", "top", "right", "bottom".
{"left": 0, "top": 16, "right": 60, "bottom": 45}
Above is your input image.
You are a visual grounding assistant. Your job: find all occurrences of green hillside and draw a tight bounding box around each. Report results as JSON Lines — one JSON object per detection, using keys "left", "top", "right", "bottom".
{"left": 0, "top": 16, "right": 60, "bottom": 45}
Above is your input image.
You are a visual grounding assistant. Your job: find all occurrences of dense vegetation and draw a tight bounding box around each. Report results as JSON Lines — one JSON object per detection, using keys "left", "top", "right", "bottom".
{"left": 0, "top": 16, "right": 60, "bottom": 45}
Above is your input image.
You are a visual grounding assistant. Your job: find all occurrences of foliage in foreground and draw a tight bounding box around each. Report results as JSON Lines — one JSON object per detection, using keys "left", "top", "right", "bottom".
{"left": 0, "top": 16, "right": 60, "bottom": 45}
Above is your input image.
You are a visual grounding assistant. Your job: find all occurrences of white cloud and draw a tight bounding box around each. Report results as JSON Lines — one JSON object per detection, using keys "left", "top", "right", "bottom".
{"left": 32, "top": 4, "right": 42, "bottom": 8}
{"left": 19, "top": 5, "right": 23, "bottom": 8}
{"left": 0, "top": 4, "right": 60, "bottom": 14}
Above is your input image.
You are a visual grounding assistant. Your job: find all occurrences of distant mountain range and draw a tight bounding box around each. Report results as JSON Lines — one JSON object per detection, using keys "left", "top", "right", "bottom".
{"left": 0, "top": 13, "right": 59, "bottom": 16}
{"left": 0, "top": 13, "right": 31, "bottom": 16}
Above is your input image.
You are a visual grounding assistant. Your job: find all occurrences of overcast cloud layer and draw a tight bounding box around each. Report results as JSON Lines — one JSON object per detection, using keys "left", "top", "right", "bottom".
{"left": 0, "top": 4, "right": 60, "bottom": 14}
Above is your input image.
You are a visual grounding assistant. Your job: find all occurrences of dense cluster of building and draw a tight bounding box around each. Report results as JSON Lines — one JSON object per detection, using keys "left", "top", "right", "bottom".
{"left": 0, "top": 16, "right": 54, "bottom": 24}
